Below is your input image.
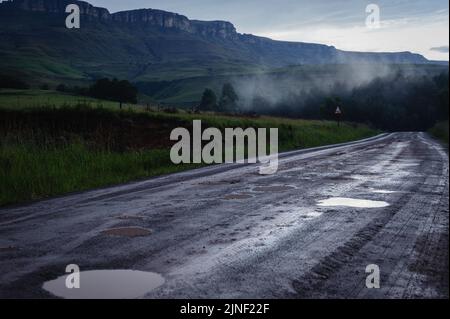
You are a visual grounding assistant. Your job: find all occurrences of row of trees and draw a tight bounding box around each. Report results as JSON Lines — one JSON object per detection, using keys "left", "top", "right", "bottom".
{"left": 316, "top": 72, "right": 449, "bottom": 131}
{"left": 56, "top": 79, "right": 138, "bottom": 108}
{"left": 242, "top": 71, "right": 449, "bottom": 131}
{"left": 197, "top": 83, "right": 239, "bottom": 113}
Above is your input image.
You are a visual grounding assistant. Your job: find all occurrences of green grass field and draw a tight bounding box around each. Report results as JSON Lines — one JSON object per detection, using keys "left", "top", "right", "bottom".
{"left": 0, "top": 89, "right": 379, "bottom": 206}
{"left": 0, "top": 89, "right": 133, "bottom": 110}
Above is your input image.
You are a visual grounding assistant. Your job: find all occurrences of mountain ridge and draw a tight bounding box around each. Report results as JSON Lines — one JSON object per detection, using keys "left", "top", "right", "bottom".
{"left": 0, "top": 0, "right": 430, "bottom": 62}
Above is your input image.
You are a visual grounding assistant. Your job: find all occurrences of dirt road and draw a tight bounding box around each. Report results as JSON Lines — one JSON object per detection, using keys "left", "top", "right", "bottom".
{"left": 0, "top": 132, "right": 448, "bottom": 298}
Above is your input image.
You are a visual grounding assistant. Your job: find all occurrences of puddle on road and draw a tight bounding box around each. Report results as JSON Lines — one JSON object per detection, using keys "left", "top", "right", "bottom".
{"left": 43, "top": 270, "right": 164, "bottom": 299}
{"left": 253, "top": 186, "right": 295, "bottom": 193}
{"left": 102, "top": 227, "right": 151, "bottom": 237}
{"left": 350, "top": 174, "right": 370, "bottom": 181}
{"left": 317, "top": 197, "right": 390, "bottom": 208}
{"left": 371, "top": 189, "right": 398, "bottom": 194}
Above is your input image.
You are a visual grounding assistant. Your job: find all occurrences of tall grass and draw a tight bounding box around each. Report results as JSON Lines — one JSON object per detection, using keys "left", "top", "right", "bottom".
{"left": 0, "top": 142, "right": 199, "bottom": 206}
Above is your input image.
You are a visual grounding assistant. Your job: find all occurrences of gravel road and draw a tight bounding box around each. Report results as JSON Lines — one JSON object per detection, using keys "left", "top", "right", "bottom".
{"left": 0, "top": 132, "right": 448, "bottom": 299}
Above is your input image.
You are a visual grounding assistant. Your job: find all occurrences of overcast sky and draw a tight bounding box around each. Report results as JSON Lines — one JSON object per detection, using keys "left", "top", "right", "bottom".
{"left": 88, "top": 0, "right": 449, "bottom": 61}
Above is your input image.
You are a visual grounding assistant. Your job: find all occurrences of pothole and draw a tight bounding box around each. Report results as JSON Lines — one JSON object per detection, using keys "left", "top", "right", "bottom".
{"left": 43, "top": 270, "right": 164, "bottom": 299}
{"left": 253, "top": 185, "right": 295, "bottom": 192}
{"left": 102, "top": 227, "right": 151, "bottom": 237}
{"left": 317, "top": 197, "right": 390, "bottom": 208}
{"left": 0, "top": 245, "right": 17, "bottom": 252}
{"left": 200, "top": 179, "right": 240, "bottom": 186}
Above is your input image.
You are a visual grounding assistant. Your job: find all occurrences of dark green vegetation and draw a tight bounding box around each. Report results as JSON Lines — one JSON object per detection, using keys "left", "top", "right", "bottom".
{"left": 88, "top": 78, "right": 138, "bottom": 109}
{"left": 239, "top": 68, "right": 449, "bottom": 131}
{"left": 197, "top": 83, "right": 242, "bottom": 113}
{"left": 429, "top": 121, "right": 449, "bottom": 146}
{"left": 0, "top": 92, "right": 378, "bottom": 206}
{"left": 198, "top": 89, "right": 218, "bottom": 112}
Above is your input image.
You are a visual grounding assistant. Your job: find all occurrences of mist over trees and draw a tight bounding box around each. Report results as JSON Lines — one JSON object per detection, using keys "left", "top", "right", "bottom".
{"left": 221, "top": 70, "right": 448, "bottom": 131}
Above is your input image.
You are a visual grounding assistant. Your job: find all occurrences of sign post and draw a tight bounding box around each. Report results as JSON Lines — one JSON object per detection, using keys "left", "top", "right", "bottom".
{"left": 335, "top": 106, "right": 342, "bottom": 127}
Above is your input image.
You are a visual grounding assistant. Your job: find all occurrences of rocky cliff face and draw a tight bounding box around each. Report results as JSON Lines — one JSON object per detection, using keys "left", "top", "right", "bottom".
{"left": 111, "top": 9, "right": 237, "bottom": 39}
{"left": 190, "top": 20, "right": 238, "bottom": 40}
{"left": 111, "top": 9, "right": 191, "bottom": 31}
{"left": 2, "top": 0, "right": 238, "bottom": 39}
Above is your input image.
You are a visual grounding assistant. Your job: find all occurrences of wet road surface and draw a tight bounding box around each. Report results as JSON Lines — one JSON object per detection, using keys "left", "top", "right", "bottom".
{"left": 0, "top": 132, "right": 448, "bottom": 298}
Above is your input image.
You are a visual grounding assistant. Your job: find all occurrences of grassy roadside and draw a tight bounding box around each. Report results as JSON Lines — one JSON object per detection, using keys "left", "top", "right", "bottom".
{"left": 0, "top": 91, "right": 379, "bottom": 207}
{"left": 0, "top": 143, "right": 203, "bottom": 206}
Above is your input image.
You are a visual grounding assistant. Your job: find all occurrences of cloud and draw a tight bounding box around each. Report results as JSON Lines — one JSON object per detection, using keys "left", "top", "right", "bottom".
{"left": 430, "top": 45, "right": 449, "bottom": 53}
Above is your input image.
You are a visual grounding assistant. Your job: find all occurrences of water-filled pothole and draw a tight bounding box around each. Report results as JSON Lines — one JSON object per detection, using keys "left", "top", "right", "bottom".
{"left": 43, "top": 270, "right": 164, "bottom": 299}
{"left": 102, "top": 227, "right": 151, "bottom": 237}
{"left": 371, "top": 189, "right": 398, "bottom": 194}
{"left": 317, "top": 197, "right": 389, "bottom": 208}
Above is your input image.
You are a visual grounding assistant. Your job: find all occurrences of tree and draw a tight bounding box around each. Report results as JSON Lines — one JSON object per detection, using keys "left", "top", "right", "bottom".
{"left": 219, "top": 83, "right": 239, "bottom": 113}
{"left": 113, "top": 79, "right": 138, "bottom": 109}
{"left": 197, "top": 88, "right": 217, "bottom": 112}
{"left": 89, "top": 78, "right": 137, "bottom": 109}
{"left": 40, "top": 83, "right": 49, "bottom": 90}
{"left": 56, "top": 84, "right": 67, "bottom": 92}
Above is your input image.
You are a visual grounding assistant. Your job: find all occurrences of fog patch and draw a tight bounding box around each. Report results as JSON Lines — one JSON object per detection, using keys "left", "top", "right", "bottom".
{"left": 230, "top": 63, "right": 437, "bottom": 113}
